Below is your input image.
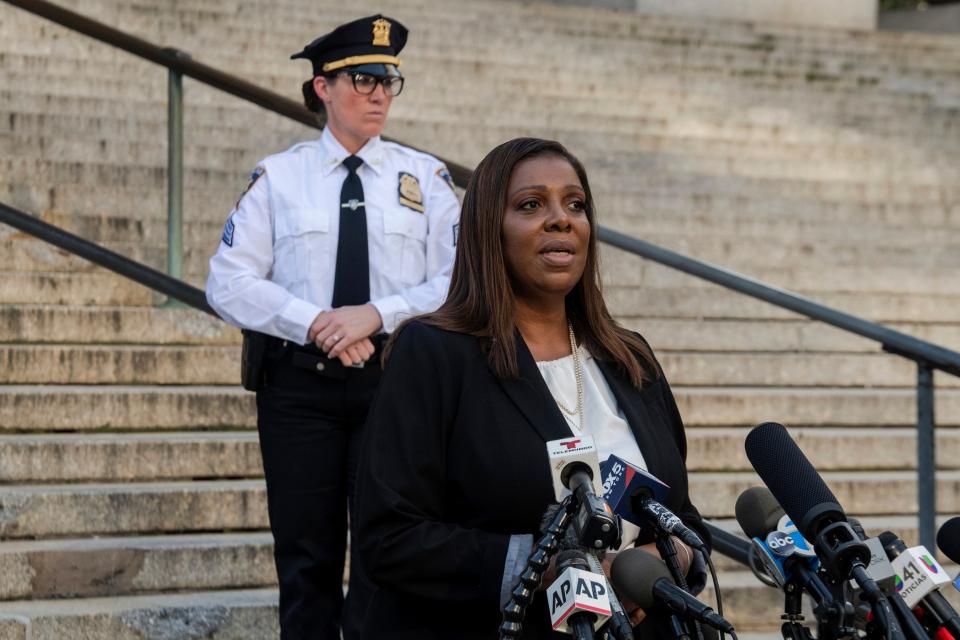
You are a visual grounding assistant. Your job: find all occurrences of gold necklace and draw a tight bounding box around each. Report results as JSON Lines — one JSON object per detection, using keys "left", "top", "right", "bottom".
{"left": 552, "top": 322, "right": 584, "bottom": 431}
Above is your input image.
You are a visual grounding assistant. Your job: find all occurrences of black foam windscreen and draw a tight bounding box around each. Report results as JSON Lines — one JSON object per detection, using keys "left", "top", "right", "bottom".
{"left": 744, "top": 422, "right": 845, "bottom": 541}
{"left": 877, "top": 530, "right": 906, "bottom": 561}
{"left": 937, "top": 517, "right": 960, "bottom": 564}
{"left": 609, "top": 548, "right": 673, "bottom": 609}
{"left": 556, "top": 549, "right": 589, "bottom": 574}
{"left": 735, "top": 486, "right": 786, "bottom": 539}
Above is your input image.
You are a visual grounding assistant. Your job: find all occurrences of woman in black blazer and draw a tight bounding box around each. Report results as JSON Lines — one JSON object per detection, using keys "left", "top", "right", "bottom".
{"left": 354, "top": 138, "right": 710, "bottom": 639}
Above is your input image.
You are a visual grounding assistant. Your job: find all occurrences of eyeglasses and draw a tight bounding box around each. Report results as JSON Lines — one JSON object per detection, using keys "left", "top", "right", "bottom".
{"left": 339, "top": 71, "right": 405, "bottom": 97}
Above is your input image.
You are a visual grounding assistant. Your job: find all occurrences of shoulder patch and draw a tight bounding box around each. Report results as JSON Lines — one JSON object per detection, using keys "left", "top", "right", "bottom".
{"left": 436, "top": 165, "right": 457, "bottom": 194}
{"left": 221, "top": 214, "right": 235, "bottom": 247}
{"left": 398, "top": 171, "right": 425, "bottom": 213}
{"left": 235, "top": 166, "right": 265, "bottom": 208}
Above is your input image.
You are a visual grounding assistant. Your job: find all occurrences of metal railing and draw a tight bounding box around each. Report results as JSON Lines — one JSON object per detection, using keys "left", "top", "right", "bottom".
{"left": 5, "top": 0, "right": 960, "bottom": 556}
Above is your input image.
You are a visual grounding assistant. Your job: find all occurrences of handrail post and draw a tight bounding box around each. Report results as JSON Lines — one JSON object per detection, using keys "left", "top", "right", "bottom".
{"left": 917, "top": 361, "right": 936, "bottom": 553}
{"left": 164, "top": 48, "right": 189, "bottom": 303}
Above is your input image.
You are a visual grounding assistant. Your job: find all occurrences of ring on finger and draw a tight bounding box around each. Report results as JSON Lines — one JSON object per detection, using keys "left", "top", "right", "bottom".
{"left": 329, "top": 334, "right": 341, "bottom": 344}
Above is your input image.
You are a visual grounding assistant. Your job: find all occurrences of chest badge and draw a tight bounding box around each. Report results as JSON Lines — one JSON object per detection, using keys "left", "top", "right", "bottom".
{"left": 398, "top": 172, "right": 425, "bottom": 213}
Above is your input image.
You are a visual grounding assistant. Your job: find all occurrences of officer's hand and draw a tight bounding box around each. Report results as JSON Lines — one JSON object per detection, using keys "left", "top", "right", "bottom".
{"left": 309, "top": 304, "right": 383, "bottom": 356}
{"left": 335, "top": 338, "right": 376, "bottom": 367}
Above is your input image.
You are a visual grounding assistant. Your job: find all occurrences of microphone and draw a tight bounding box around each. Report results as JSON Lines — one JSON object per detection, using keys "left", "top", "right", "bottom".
{"left": 744, "top": 422, "right": 905, "bottom": 640}
{"left": 938, "top": 517, "right": 960, "bottom": 595}
{"left": 610, "top": 548, "right": 734, "bottom": 634}
{"left": 541, "top": 503, "right": 635, "bottom": 640}
{"left": 582, "top": 552, "right": 634, "bottom": 640}
{"left": 600, "top": 454, "right": 705, "bottom": 551}
{"left": 937, "top": 517, "right": 960, "bottom": 565}
{"left": 734, "top": 487, "right": 830, "bottom": 601}
{"left": 547, "top": 437, "right": 620, "bottom": 550}
{"left": 842, "top": 519, "right": 927, "bottom": 640}
{"left": 548, "top": 549, "right": 611, "bottom": 638}
{"left": 879, "top": 531, "right": 960, "bottom": 638}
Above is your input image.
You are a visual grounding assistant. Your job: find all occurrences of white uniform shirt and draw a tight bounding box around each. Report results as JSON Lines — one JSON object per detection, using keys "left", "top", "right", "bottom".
{"left": 206, "top": 127, "right": 461, "bottom": 344}
{"left": 536, "top": 346, "right": 647, "bottom": 550}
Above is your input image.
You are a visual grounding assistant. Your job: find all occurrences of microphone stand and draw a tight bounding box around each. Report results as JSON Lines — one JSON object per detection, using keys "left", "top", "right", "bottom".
{"left": 499, "top": 496, "right": 574, "bottom": 639}
{"left": 655, "top": 531, "right": 704, "bottom": 640}
{"left": 781, "top": 581, "right": 815, "bottom": 640}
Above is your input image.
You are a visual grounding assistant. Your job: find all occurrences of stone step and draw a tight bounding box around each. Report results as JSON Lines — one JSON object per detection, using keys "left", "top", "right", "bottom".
{"left": 634, "top": 318, "right": 960, "bottom": 354}
{"left": 0, "top": 271, "right": 158, "bottom": 306}
{"left": 6, "top": 343, "right": 959, "bottom": 388}
{"left": 6, "top": 25, "right": 960, "bottom": 114}
{"left": 0, "top": 344, "right": 239, "bottom": 385}
{"left": 0, "top": 270, "right": 204, "bottom": 305}
{"left": 660, "top": 351, "right": 960, "bottom": 389}
{"left": 0, "top": 305, "right": 239, "bottom": 345}
{"left": 674, "top": 386, "right": 960, "bottom": 428}
{"left": 17, "top": 192, "right": 960, "bottom": 244}
{"left": 5, "top": 426, "right": 956, "bottom": 485}
{"left": 606, "top": 257, "right": 960, "bottom": 296}
{"left": 6, "top": 109, "right": 958, "bottom": 186}
{"left": 0, "top": 471, "right": 953, "bottom": 539}
{"left": 8, "top": 207, "right": 960, "bottom": 275}
{"left": 0, "top": 588, "right": 278, "bottom": 639}
{"left": 0, "top": 236, "right": 214, "bottom": 275}
{"left": 0, "top": 479, "right": 266, "bottom": 539}
{"left": 0, "top": 432, "right": 259, "bottom": 483}
{"left": 0, "top": 385, "right": 254, "bottom": 432}
{"left": 0, "top": 532, "right": 274, "bottom": 600}
{"left": 690, "top": 470, "right": 960, "bottom": 519}
{"left": 7, "top": 83, "right": 957, "bottom": 158}
{"left": 7, "top": 87, "right": 951, "bottom": 167}
{"left": 7, "top": 385, "right": 960, "bottom": 434}
{"left": 687, "top": 427, "right": 960, "bottom": 472}
{"left": 607, "top": 285, "right": 960, "bottom": 324}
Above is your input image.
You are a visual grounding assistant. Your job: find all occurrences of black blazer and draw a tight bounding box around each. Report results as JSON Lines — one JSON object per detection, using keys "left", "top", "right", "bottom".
{"left": 354, "top": 321, "right": 709, "bottom": 639}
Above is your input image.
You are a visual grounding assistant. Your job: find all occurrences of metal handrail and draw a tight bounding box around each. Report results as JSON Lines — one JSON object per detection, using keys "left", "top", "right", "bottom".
{"left": 4, "top": 0, "right": 957, "bottom": 552}
{"left": 0, "top": 202, "right": 214, "bottom": 313}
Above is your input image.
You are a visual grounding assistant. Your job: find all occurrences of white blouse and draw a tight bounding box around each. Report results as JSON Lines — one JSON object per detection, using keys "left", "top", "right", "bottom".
{"left": 536, "top": 346, "right": 646, "bottom": 551}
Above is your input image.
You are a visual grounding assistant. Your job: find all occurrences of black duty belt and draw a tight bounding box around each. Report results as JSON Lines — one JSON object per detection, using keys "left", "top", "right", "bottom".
{"left": 275, "top": 334, "right": 387, "bottom": 380}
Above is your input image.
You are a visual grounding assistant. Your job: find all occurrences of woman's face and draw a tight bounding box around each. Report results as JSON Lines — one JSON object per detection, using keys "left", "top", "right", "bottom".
{"left": 502, "top": 154, "right": 591, "bottom": 306}
{"left": 314, "top": 73, "right": 393, "bottom": 148}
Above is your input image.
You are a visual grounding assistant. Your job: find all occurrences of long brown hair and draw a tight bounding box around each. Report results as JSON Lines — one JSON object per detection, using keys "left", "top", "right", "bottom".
{"left": 390, "top": 137, "right": 658, "bottom": 388}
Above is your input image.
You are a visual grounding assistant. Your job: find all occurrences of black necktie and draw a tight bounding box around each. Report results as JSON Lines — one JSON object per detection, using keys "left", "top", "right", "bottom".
{"left": 332, "top": 155, "right": 370, "bottom": 308}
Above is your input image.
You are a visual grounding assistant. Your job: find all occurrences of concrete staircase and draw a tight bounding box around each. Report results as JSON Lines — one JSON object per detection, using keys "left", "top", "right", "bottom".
{"left": 2, "top": 0, "right": 960, "bottom": 636}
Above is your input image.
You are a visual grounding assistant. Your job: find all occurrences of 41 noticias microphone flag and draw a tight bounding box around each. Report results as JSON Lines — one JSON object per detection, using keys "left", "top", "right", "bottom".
{"left": 891, "top": 546, "right": 952, "bottom": 608}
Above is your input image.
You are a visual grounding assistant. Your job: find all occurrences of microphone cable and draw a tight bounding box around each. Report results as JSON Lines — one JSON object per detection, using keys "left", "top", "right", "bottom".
{"left": 704, "top": 551, "right": 737, "bottom": 640}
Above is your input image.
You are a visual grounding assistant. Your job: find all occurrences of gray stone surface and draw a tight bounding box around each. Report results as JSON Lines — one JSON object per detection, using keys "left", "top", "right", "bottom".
{"left": 0, "top": 533, "right": 275, "bottom": 600}
{"left": 0, "top": 432, "right": 260, "bottom": 482}
{"left": 0, "top": 589, "right": 279, "bottom": 640}
{"left": 2, "top": 0, "right": 960, "bottom": 635}
{"left": 0, "top": 480, "right": 267, "bottom": 538}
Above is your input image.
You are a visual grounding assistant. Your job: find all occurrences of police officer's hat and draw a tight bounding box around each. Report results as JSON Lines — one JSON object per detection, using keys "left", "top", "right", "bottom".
{"left": 291, "top": 15, "right": 408, "bottom": 77}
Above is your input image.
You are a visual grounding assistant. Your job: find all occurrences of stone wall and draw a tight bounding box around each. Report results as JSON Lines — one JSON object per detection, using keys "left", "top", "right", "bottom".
{"left": 513, "top": 0, "right": 879, "bottom": 29}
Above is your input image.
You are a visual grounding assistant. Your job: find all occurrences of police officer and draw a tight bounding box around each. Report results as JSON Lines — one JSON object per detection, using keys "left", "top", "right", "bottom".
{"left": 205, "top": 14, "right": 460, "bottom": 639}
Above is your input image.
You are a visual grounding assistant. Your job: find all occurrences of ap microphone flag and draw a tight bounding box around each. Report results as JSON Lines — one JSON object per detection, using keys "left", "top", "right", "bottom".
{"left": 547, "top": 566, "right": 612, "bottom": 632}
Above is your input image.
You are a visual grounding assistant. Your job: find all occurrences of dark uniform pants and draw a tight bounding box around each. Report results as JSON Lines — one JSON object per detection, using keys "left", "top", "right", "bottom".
{"left": 257, "top": 339, "right": 381, "bottom": 640}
